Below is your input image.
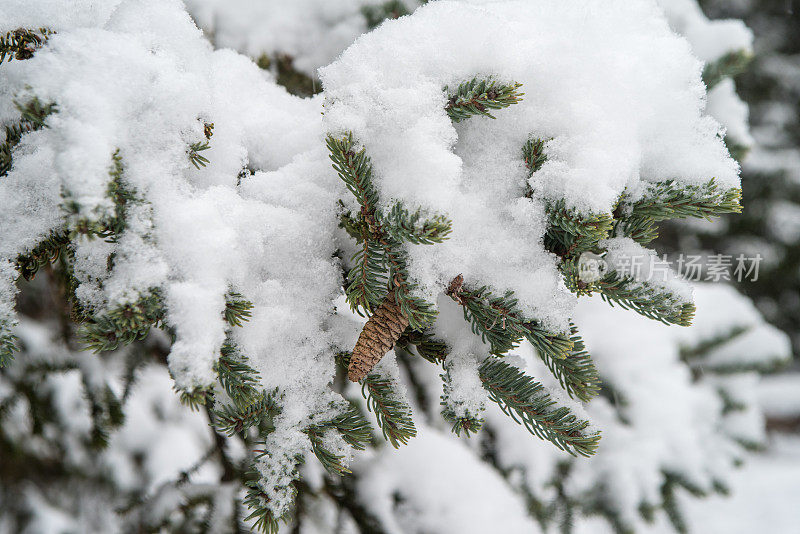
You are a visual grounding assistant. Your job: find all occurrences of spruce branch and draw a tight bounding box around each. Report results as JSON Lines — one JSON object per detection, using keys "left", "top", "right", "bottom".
{"left": 338, "top": 352, "right": 417, "bottom": 448}
{"left": 65, "top": 150, "right": 138, "bottom": 242}
{"left": 625, "top": 179, "right": 742, "bottom": 222}
{"left": 306, "top": 428, "right": 351, "bottom": 476}
{"left": 14, "top": 230, "right": 71, "bottom": 281}
{"left": 444, "top": 77, "right": 523, "bottom": 122}
{"left": 718, "top": 387, "right": 747, "bottom": 416}
{"left": 347, "top": 238, "right": 390, "bottom": 314}
{"left": 213, "top": 392, "right": 280, "bottom": 437}
{"left": 176, "top": 386, "right": 211, "bottom": 411}
{"left": 0, "top": 328, "right": 17, "bottom": 368}
{"left": 703, "top": 49, "right": 752, "bottom": 90}
{"left": 446, "top": 275, "right": 523, "bottom": 355}
{"left": 0, "top": 28, "right": 52, "bottom": 63}
{"left": 688, "top": 353, "right": 788, "bottom": 375}
{"left": 337, "top": 205, "right": 364, "bottom": 241}
{"left": 361, "top": 1, "right": 411, "bottom": 29}
{"left": 679, "top": 326, "right": 748, "bottom": 363}
{"left": 84, "top": 382, "right": 125, "bottom": 449}
{"left": 80, "top": 290, "right": 166, "bottom": 352}
{"left": 595, "top": 271, "right": 696, "bottom": 327}
{"left": 479, "top": 359, "right": 600, "bottom": 457}
{"left": 1, "top": 98, "right": 57, "bottom": 177}
{"left": 223, "top": 292, "right": 254, "bottom": 328}
{"left": 396, "top": 329, "right": 448, "bottom": 365}
{"left": 660, "top": 472, "right": 708, "bottom": 534}
{"left": 446, "top": 275, "right": 573, "bottom": 360}
{"left": 243, "top": 472, "right": 291, "bottom": 534}
{"left": 215, "top": 343, "right": 261, "bottom": 406}
{"left": 680, "top": 323, "right": 790, "bottom": 375}
{"left": 523, "top": 137, "right": 548, "bottom": 176}
{"left": 212, "top": 343, "right": 281, "bottom": 437}
{"left": 188, "top": 141, "right": 210, "bottom": 169}
{"left": 306, "top": 405, "right": 372, "bottom": 475}
{"left": 535, "top": 324, "right": 600, "bottom": 403}
{"left": 256, "top": 53, "right": 320, "bottom": 98}
{"left": 544, "top": 201, "right": 614, "bottom": 259}
{"left": 613, "top": 214, "right": 659, "bottom": 245}
{"left": 327, "top": 132, "right": 442, "bottom": 329}
{"left": 384, "top": 245, "right": 437, "bottom": 330}
{"left": 328, "top": 133, "right": 387, "bottom": 313}
{"left": 324, "top": 404, "right": 373, "bottom": 451}
{"left": 103, "top": 150, "right": 133, "bottom": 238}
{"left": 440, "top": 403, "right": 483, "bottom": 437}
{"left": 327, "top": 133, "right": 380, "bottom": 216}
{"left": 362, "top": 372, "right": 417, "bottom": 447}
{"left": 384, "top": 202, "right": 452, "bottom": 245}
{"left": 521, "top": 140, "right": 614, "bottom": 259}
{"left": 522, "top": 321, "right": 575, "bottom": 363}
{"left": 724, "top": 136, "right": 749, "bottom": 163}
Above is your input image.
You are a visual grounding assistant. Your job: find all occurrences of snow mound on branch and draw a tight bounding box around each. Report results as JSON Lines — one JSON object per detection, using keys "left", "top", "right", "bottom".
{"left": 0, "top": 0, "right": 344, "bottom": 452}
{"left": 656, "top": 0, "right": 753, "bottom": 63}
{"left": 320, "top": 0, "right": 739, "bottom": 330}
{"left": 322, "top": 0, "right": 739, "bottom": 215}
{"left": 657, "top": 0, "right": 754, "bottom": 155}
{"left": 184, "top": 0, "right": 426, "bottom": 77}
{"left": 0, "top": 0, "right": 122, "bottom": 32}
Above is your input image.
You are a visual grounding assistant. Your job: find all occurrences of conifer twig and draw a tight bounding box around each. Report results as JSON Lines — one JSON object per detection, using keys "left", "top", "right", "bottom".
{"left": 479, "top": 358, "right": 600, "bottom": 457}
{"left": 445, "top": 77, "right": 523, "bottom": 122}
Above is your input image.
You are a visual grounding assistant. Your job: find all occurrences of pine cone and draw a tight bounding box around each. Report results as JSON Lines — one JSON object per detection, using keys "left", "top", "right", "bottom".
{"left": 348, "top": 292, "right": 409, "bottom": 382}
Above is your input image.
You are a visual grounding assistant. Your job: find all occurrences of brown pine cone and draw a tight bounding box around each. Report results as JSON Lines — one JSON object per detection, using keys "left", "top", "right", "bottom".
{"left": 348, "top": 292, "right": 409, "bottom": 382}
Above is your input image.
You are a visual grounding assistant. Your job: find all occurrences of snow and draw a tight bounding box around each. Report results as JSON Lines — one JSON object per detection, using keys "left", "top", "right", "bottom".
{"left": 569, "top": 292, "right": 731, "bottom": 525}
{"left": 656, "top": 0, "right": 754, "bottom": 63}
{"left": 185, "top": 0, "right": 367, "bottom": 76}
{"left": 0, "top": 0, "right": 743, "bottom": 404}
{"left": 572, "top": 434, "right": 800, "bottom": 534}
{"left": 657, "top": 0, "right": 755, "bottom": 165}
{"left": 322, "top": 0, "right": 739, "bottom": 213}
{"left": 320, "top": 0, "right": 738, "bottom": 329}
{"left": 707, "top": 78, "right": 754, "bottom": 147}
{"left": 677, "top": 434, "right": 800, "bottom": 534}
{"left": 441, "top": 351, "right": 486, "bottom": 422}
{"left": 107, "top": 364, "right": 215, "bottom": 492}
{"left": 701, "top": 323, "right": 791, "bottom": 371}
{"left": 0, "top": 2, "right": 352, "bottom": 521}
{"left": 0, "top": 0, "right": 791, "bottom": 531}
{"left": 767, "top": 200, "right": 800, "bottom": 245}
{"left": 759, "top": 374, "right": 800, "bottom": 420}
{"left": 602, "top": 237, "right": 694, "bottom": 303}
{"left": 356, "top": 424, "right": 542, "bottom": 534}
{"left": 0, "top": 0, "right": 122, "bottom": 33}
